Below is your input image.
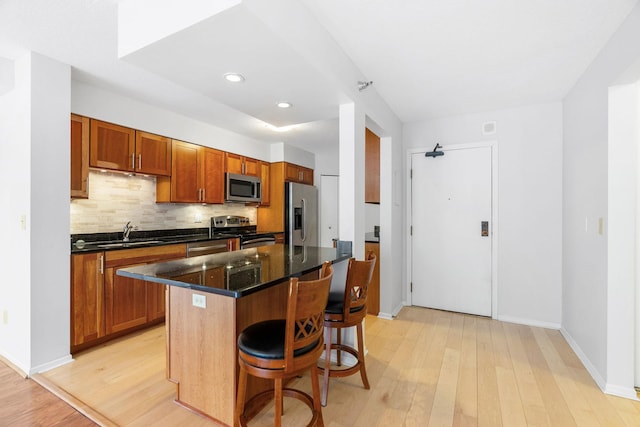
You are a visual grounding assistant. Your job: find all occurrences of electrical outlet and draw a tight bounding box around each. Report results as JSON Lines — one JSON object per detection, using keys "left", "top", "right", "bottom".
{"left": 194, "top": 213, "right": 202, "bottom": 223}
{"left": 20, "top": 215, "right": 26, "bottom": 231}
{"left": 192, "top": 294, "right": 206, "bottom": 308}
{"left": 598, "top": 217, "right": 604, "bottom": 235}
{"left": 3, "top": 310, "right": 8, "bottom": 325}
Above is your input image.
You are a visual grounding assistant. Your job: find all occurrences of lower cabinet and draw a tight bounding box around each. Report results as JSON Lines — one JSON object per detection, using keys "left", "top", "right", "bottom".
{"left": 71, "top": 244, "right": 186, "bottom": 353}
{"left": 71, "top": 252, "right": 105, "bottom": 349}
{"left": 365, "top": 242, "right": 380, "bottom": 315}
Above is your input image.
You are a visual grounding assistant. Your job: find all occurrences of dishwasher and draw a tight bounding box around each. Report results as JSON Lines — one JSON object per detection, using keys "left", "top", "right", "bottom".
{"left": 186, "top": 240, "right": 231, "bottom": 257}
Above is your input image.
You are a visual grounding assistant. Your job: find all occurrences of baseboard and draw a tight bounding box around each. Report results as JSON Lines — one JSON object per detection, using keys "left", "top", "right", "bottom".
{"left": 377, "top": 312, "right": 394, "bottom": 320}
{"left": 0, "top": 353, "right": 27, "bottom": 378}
{"left": 497, "top": 314, "right": 561, "bottom": 330}
{"left": 30, "top": 354, "right": 73, "bottom": 376}
{"left": 604, "top": 383, "right": 640, "bottom": 401}
{"left": 560, "top": 327, "right": 607, "bottom": 391}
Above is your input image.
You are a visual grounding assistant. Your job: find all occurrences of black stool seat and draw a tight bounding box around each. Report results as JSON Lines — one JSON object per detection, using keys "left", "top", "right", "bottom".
{"left": 324, "top": 292, "right": 366, "bottom": 315}
{"left": 238, "top": 319, "right": 319, "bottom": 360}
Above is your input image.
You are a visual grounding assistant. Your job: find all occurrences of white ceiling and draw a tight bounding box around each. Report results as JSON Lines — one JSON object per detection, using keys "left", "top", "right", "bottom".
{"left": 0, "top": 0, "right": 637, "bottom": 152}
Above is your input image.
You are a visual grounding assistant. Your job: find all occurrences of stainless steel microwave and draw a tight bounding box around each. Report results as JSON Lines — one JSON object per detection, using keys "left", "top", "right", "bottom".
{"left": 225, "top": 173, "right": 262, "bottom": 203}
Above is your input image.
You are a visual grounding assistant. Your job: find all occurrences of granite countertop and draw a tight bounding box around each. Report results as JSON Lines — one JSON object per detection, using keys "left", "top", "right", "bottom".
{"left": 117, "top": 245, "right": 350, "bottom": 298}
{"left": 70, "top": 227, "right": 234, "bottom": 253}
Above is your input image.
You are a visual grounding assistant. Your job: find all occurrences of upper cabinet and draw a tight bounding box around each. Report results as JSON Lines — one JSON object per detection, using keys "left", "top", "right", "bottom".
{"left": 156, "top": 140, "right": 224, "bottom": 204}
{"left": 284, "top": 163, "right": 314, "bottom": 185}
{"left": 225, "top": 152, "right": 260, "bottom": 177}
{"left": 89, "top": 119, "right": 171, "bottom": 176}
{"left": 135, "top": 131, "right": 172, "bottom": 176}
{"left": 70, "top": 114, "right": 90, "bottom": 199}
{"left": 365, "top": 128, "right": 380, "bottom": 204}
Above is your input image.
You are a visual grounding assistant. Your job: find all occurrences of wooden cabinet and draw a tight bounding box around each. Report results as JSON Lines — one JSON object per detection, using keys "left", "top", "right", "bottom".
{"left": 135, "top": 131, "right": 172, "bottom": 176}
{"left": 365, "top": 242, "right": 380, "bottom": 315}
{"left": 71, "top": 244, "right": 186, "bottom": 352}
{"left": 156, "top": 140, "right": 224, "bottom": 204}
{"left": 225, "top": 152, "right": 260, "bottom": 177}
{"left": 89, "top": 119, "right": 171, "bottom": 176}
{"left": 71, "top": 252, "right": 105, "bottom": 351}
{"left": 70, "top": 114, "right": 90, "bottom": 199}
{"left": 104, "top": 244, "right": 186, "bottom": 335}
{"left": 257, "top": 162, "right": 314, "bottom": 233}
{"left": 285, "top": 162, "right": 314, "bottom": 185}
{"left": 365, "top": 128, "right": 380, "bottom": 203}
{"left": 260, "top": 162, "right": 270, "bottom": 206}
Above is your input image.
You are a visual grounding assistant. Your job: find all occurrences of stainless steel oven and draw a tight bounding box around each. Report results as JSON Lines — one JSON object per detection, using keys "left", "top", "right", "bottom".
{"left": 211, "top": 215, "right": 277, "bottom": 249}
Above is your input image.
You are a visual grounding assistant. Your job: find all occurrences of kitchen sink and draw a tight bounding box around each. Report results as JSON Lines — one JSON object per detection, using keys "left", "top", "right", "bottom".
{"left": 97, "top": 240, "right": 164, "bottom": 248}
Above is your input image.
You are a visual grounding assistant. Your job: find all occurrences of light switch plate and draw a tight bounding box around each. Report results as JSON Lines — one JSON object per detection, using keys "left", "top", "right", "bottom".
{"left": 192, "top": 293, "right": 206, "bottom": 308}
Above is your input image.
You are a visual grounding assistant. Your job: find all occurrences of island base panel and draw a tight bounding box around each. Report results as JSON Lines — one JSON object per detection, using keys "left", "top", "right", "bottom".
{"left": 167, "top": 280, "right": 291, "bottom": 425}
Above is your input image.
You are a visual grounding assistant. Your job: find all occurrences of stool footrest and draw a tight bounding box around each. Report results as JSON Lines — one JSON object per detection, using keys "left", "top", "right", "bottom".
{"left": 240, "top": 388, "right": 320, "bottom": 427}
{"left": 318, "top": 344, "right": 363, "bottom": 379}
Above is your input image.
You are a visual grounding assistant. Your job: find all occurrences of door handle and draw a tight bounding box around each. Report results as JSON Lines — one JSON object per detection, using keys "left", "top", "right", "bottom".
{"left": 481, "top": 221, "right": 489, "bottom": 237}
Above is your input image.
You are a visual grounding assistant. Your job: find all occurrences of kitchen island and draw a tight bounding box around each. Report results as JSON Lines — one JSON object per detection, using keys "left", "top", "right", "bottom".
{"left": 117, "top": 244, "right": 349, "bottom": 426}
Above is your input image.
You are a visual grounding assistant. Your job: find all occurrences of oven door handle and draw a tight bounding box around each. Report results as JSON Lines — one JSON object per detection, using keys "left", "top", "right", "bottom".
{"left": 242, "top": 237, "right": 276, "bottom": 248}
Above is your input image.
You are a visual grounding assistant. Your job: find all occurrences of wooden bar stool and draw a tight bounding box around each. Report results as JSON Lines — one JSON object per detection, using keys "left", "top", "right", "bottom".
{"left": 235, "top": 262, "right": 333, "bottom": 427}
{"left": 319, "top": 252, "right": 376, "bottom": 407}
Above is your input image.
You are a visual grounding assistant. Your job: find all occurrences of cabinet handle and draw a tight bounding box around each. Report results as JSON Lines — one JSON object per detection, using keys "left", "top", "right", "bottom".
{"left": 131, "top": 153, "right": 135, "bottom": 170}
{"left": 202, "top": 188, "right": 206, "bottom": 201}
{"left": 242, "top": 163, "right": 245, "bottom": 175}
{"left": 138, "top": 154, "right": 142, "bottom": 170}
{"left": 298, "top": 171, "right": 302, "bottom": 181}
{"left": 99, "top": 255, "right": 104, "bottom": 274}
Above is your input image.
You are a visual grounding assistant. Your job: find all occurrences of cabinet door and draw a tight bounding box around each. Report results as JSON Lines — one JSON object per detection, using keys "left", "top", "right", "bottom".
{"left": 105, "top": 266, "right": 148, "bottom": 334}
{"left": 243, "top": 157, "right": 260, "bottom": 177}
{"left": 299, "top": 166, "right": 314, "bottom": 185}
{"left": 71, "top": 253, "right": 105, "bottom": 348}
{"left": 260, "top": 162, "right": 270, "bottom": 206}
{"left": 365, "top": 242, "right": 380, "bottom": 315}
{"left": 365, "top": 128, "right": 380, "bottom": 203}
{"left": 225, "top": 152, "right": 244, "bottom": 175}
{"left": 89, "top": 119, "right": 136, "bottom": 172}
{"left": 170, "top": 140, "right": 200, "bottom": 202}
{"left": 70, "top": 114, "right": 89, "bottom": 199}
{"left": 202, "top": 147, "right": 225, "bottom": 204}
{"left": 285, "top": 163, "right": 300, "bottom": 182}
{"left": 136, "top": 131, "right": 171, "bottom": 176}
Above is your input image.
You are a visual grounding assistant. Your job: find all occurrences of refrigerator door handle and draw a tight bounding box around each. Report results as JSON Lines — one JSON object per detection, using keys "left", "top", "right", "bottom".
{"left": 301, "top": 198, "right": 306, "bottom": 242}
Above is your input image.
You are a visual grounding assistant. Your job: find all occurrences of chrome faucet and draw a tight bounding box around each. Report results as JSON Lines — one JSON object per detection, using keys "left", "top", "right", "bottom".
{"left": 123, "top": 221, "right": 136, "bottom": 242}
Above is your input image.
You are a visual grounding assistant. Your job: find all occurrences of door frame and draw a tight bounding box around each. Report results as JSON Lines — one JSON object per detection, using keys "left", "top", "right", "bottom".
{"left": 405, "top": 141, "right": 499, "bottom": 318}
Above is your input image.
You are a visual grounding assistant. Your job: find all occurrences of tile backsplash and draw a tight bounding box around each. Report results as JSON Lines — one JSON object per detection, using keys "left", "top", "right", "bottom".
{"left": 70, "top": 171, "right": 256, "bottom": 234}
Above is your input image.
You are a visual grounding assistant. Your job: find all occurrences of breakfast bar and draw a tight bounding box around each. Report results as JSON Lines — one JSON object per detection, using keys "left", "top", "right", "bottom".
{"left": 117, "top": 244, "right": 349, "bottom": 426}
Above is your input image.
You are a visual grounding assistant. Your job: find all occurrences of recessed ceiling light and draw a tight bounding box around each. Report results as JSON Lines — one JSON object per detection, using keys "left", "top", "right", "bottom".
{"left": 224, "top": 73, "right": 245, "bottom": 83}
{"left": 277, "top": 102, "right": 292, "bottom": 108}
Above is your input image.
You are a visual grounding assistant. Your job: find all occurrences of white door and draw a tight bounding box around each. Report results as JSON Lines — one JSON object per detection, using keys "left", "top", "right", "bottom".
{"left": 411, "top": 146, "right": 492, "bottom": 316}
{"left": 319, "top": 175, "right": 339, "bottom": 248}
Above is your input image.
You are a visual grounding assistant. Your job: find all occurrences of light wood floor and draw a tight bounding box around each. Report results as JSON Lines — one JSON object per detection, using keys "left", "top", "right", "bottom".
{"left": 34, "top": 306, "right": 640, "bottom": 426}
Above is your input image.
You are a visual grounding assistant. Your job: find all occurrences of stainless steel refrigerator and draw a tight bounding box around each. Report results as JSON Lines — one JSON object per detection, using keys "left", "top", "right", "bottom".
{"left": 285, "top": 182, "right": 318, "bottom": 246}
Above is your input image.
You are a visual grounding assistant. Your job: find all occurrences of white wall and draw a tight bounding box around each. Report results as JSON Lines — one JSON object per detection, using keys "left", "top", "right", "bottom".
{"left": 404, "top": 102, "right": 563, "bottom": 327}
{"left": 0, "top": 53, "right": 71, "bottom": 374}
{"left": 30, "top": 53, "right": 72, "bottom": 372}
{"left": 0, "top": 55, "right": 31, "bottom": 372}
{"left": 562, "top": 2, "right": 640, "bottom": 398}
{"left": 72, "top": 81, "right": 271, "bottom": 162}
